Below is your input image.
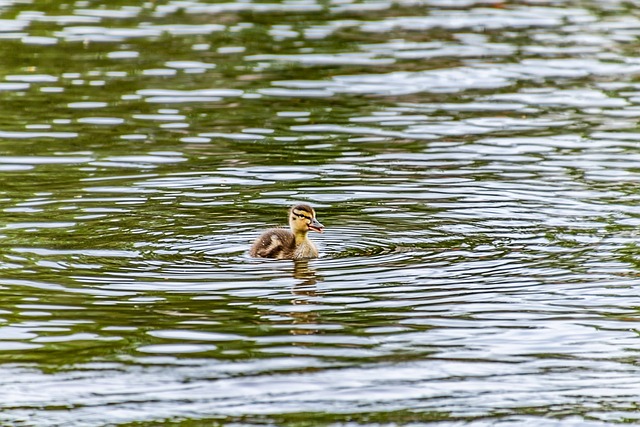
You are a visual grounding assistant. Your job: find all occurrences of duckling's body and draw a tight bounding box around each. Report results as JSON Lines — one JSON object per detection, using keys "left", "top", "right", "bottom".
{"left": 250, "top": 204, "right": 324, "bottom": 260}
{"left": 249, "top": 227, "right": 318, "bottom": 259}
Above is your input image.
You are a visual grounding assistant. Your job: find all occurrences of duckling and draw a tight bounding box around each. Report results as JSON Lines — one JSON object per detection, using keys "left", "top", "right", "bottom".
{"left": 250, "top": 204, "right": 324, "bottom": 260}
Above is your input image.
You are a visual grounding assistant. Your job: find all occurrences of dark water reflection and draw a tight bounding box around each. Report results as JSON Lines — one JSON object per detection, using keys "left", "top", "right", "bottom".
{"left": 2, "top": 0, "right": 640, "bottom": 425}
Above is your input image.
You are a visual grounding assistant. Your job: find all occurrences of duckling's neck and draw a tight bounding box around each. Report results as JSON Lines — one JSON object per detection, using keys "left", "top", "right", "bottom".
{"left": 292, "top": 229, "right": 309, "bottom": 245}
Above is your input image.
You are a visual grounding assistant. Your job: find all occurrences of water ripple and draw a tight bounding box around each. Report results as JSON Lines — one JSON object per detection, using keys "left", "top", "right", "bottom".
{"left": 1, "top": 0, "right": 640, "bottom": 426}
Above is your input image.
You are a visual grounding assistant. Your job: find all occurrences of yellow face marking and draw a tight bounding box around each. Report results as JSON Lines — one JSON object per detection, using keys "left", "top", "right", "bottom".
{"left": 292, "top": 210, "right": 313, "bottom": 221}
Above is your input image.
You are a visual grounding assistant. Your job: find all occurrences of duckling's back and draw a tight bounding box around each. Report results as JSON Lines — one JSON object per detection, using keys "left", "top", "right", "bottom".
{"left": 250, "top": 228, "right": 296, "bottom": 259}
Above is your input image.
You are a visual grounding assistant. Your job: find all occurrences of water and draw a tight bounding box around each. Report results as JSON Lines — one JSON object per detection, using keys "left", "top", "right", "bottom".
{"left": 1, "top": 0, "right": 640, "bottom": 425}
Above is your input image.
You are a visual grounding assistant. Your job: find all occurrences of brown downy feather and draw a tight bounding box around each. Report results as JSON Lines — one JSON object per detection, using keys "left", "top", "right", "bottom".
{"left": 249, "top": 228, "right": 297, "bottom": 259}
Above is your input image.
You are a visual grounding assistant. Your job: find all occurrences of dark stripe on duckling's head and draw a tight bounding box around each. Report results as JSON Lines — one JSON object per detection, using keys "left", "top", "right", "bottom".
{"left": 290, "top": 204, "right": 315, "bottom": 220}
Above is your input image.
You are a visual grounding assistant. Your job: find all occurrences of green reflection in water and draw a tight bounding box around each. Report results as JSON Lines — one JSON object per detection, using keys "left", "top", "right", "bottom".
{"left": 0, "top": 0, "right": 639, "bottom": 426}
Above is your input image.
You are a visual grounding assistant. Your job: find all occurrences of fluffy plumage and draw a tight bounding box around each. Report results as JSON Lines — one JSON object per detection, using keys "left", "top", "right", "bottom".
{"left": 250, "top": 204, "right": 324, "bottom": 260}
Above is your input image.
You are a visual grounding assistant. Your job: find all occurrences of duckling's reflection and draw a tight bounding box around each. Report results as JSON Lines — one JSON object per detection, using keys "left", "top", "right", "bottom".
{"left": 292, "top": 259, "right": 320, "bottom": 289}
{"left": 288, "top": 260, "right": 324, "bottom": 335}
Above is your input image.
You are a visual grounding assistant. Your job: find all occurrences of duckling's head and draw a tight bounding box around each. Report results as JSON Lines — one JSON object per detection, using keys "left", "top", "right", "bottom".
{"left": 289, "top": 204, "right": 324, "bottom": 235}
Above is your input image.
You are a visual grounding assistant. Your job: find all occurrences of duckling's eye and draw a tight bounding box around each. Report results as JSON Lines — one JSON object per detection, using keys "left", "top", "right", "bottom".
{"left": 293, "top": 212, "right": 310, "bottom": 220}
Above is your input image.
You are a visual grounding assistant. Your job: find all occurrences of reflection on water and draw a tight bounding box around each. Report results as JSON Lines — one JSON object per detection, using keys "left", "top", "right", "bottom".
{"left": 1, "top": 0, "right": 640, "bottom": 426}
{"left": 290, "top": 260, "right": 322, "bottom": 335}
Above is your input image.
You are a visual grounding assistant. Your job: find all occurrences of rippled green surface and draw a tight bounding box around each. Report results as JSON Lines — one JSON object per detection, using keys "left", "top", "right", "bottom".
{"left": 4, "top": 0, "right": 640, "bottom": 425}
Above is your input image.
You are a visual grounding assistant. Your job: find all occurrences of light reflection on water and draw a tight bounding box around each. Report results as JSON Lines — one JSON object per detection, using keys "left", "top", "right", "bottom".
{"left": 1, "top": 0, "right": 640, "bottom": 426}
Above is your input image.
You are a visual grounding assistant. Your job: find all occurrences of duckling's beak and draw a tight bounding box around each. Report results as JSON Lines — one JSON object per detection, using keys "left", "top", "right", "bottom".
{"left": 308, "top": 218, "right": 324, "bottom": 233}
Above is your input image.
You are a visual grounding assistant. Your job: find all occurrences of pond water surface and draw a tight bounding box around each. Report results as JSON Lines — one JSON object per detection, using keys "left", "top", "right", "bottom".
{"left": 2, "top": 0, "right": 640, "bottom": 426}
